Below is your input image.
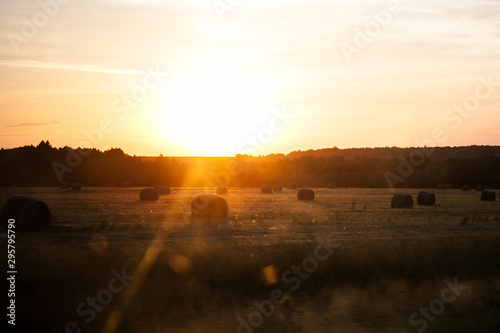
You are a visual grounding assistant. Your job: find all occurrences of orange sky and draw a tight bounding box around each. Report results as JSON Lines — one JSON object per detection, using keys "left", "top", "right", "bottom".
{"left": 1, "top": 0, "right": 499, "bottom": 156}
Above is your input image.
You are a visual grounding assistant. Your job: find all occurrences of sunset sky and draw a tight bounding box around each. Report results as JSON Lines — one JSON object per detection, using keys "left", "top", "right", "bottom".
{"left": 1, "top": 0, "right": 499, "bottom": 156}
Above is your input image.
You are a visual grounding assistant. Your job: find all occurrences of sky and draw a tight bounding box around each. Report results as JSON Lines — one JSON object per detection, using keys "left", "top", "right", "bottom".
{"left": 0, "top": 0, "right": 499, "bottom": 156}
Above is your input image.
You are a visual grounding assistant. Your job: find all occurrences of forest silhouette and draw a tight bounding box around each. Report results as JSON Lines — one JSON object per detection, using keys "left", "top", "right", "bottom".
{"left": 0, "top": 141, "right": 499, "bottom": 189}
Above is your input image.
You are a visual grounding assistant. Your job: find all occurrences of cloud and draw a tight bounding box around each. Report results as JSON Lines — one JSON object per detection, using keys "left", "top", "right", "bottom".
{"left": 0, "top": 60, "right": 167, "bottom": 76}
{"left": 0, "top": 133, "right": 50, "bottom": 137}
{"left": 5, "top": 121, "right": 61, "bottom": 128}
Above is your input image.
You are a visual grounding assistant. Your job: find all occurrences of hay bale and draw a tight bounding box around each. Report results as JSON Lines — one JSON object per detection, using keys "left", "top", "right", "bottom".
{"left": 71, "top": 183, "right": 82, "bottom": 191}
{"left": 481, "top": 191, "right": 496, "bottom": 202}
{"left": 109, "top": 182, "right": 117, "bottom": 187}
{"left": 391, "top": 194, "right": 413, "bottom": 208}
{"left": 1, "top": 196, "right": 51, "bottom": 232}
{"left": 327, "top": 183, "right": 336, "bottom": 189}
{"left": 191, "top": 195, "right": 228, "bottom": 228}
{"left": 297, "top": 189, "right": 315, "bottom": 201}
{"left": 273, "top": 184, "right": 283, "bottom": 192}
{"left": 216, "top": 186, "right": 228, "bottom": 194}
{"left": 475, "top": 185, "right": 484, "bottom": 191}
{"left": 154, "top": 186, "right": 171, "bottom": 195}
{"left": 61, "top": 182, "right": 71, "bottom": 189}
{"left": 462, "top": 185, "right": 471, "bottom": 191}
{"left": 122, "top": 181, "right": 131, "bottom": 188}
{"left": 262, "top": 185, "right": 272, "bottom": 193}
{"left": 139, "top": 188, "right": 159, "bottom": 201}
{"left": 484, "top": 186, "right": 492, "bottom": 190}
{"left": 417, "top": 191, "right": 436, "bottom": 205}
{"left": 287, "top": 183, "right": 297, "bottom": 189}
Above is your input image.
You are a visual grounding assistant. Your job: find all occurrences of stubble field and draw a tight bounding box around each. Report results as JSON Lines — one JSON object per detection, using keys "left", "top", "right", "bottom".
{"left": 1, "top": 187, "right": 500, "bottom": 333}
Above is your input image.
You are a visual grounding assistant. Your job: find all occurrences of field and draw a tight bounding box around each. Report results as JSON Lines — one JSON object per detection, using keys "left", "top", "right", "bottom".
{"left": 2, "top": 187, "right": 500, "bottom": 333}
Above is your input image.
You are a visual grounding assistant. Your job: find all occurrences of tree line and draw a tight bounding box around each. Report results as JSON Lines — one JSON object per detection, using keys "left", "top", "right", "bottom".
{"left": 0, "top": 141, "right": 498, "bottom": 189}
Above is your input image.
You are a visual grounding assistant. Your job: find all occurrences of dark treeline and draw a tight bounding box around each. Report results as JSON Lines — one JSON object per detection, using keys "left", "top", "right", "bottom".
{"left": 0, "top": 141, "right": 499, "bottom": 189}
{"left": 0, "top": 141, "right": 186, "bottom": 187}
{"left": 287, "top": 145, "right": 500, "bottom": 160}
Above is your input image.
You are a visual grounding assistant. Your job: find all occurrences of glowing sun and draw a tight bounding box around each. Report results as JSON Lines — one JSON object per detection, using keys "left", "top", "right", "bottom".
{"left": 154, "top": 68, "right": 273, "bottom": 156}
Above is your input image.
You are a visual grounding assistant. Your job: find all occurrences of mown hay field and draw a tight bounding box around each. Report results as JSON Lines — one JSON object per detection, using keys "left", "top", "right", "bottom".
{"left": 1, "top": 187, "right": 500, "bottom": 333}
{"left": 2, "top": 187, "right": 499, "bottom": 239}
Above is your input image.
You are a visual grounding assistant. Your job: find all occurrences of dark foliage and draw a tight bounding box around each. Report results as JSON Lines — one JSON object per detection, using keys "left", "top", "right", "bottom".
{"left": 1, "top": 142, "right": 499, "bottom": 188}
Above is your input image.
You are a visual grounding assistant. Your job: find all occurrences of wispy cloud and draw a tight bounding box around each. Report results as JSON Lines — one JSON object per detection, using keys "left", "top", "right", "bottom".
{"left": 0, "top": 133, "right": 51, "bottom": 137}
{"left": 0, "top": 60, "right": 166, "bottom": 76}
{"left": 5, "top": 121, "right": 61, "bottom": 128}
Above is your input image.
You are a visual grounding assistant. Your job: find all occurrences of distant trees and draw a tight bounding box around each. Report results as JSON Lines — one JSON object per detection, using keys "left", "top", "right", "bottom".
{"left": 0, "top": 143, "right": 186, "bottom": 187}
{"left": 0, "top": 141, "right": 499, "bottom": 188}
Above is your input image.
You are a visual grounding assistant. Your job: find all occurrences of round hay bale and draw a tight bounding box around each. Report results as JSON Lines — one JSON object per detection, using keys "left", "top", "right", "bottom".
{"left": 484, "top": 186, "right": 492, "bottom": 190}
{"left": 462, "top": 185, "right": 471, "bottom": 191}
{"left": 262, "top": 185, "right": 272, "bottom": 193}
{"left": 481, "top": 191, "right": 496, "bottom": 202}
{"left": 297, "top": 189, "right": 315, "bottom": 201}
{"left": 417, "top": 191, "right": 436, "bottom": 205}
{"left": 71, "top": 183, "right": 82, "bottom": 191}
{"left": 391, "top": 194, "right": 413, "bottom": 209}
{"left": 327, "top": 183, "right": 336, "bottom": 189}
{"left": 139, "top": 188, "right": 159, "bottom": 201}
{"left": 122, "top": 181, "right": 132, "bottom": 188}
{"left": 1, "top": 196, "right": 51, "bottom": 232}
{"left": 191, "top": 194, "right": 228, "bottom": 219}
{"left": 154, "top": 186, "right": 171, "bottom": 195}
{"left": 109, "top": 182, "right": 117, "bottom": 187}
{"left": 216, "top": 186, "right": 228, "bottom": 195}
{"left": 273, "top": 184, "right": 283, "bottom": 192}
{"left": 475, "top": 185, "right": 484, "bottom": 192}
{"left": 61, "top": 182, "right": 71, "bottom": 189}
{"left": 287, "top": 183, "right": 297, "bottom": 189}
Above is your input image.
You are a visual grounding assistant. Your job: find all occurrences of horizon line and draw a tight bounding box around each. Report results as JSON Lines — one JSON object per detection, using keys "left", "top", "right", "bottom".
{"left": 3, "top": 142, "right": 500, "bottom": 158}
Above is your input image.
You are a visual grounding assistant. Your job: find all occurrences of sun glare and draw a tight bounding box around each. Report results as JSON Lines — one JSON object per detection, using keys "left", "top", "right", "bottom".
{"left": 154, "top": 68, "right": 273, "bottom": 156}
